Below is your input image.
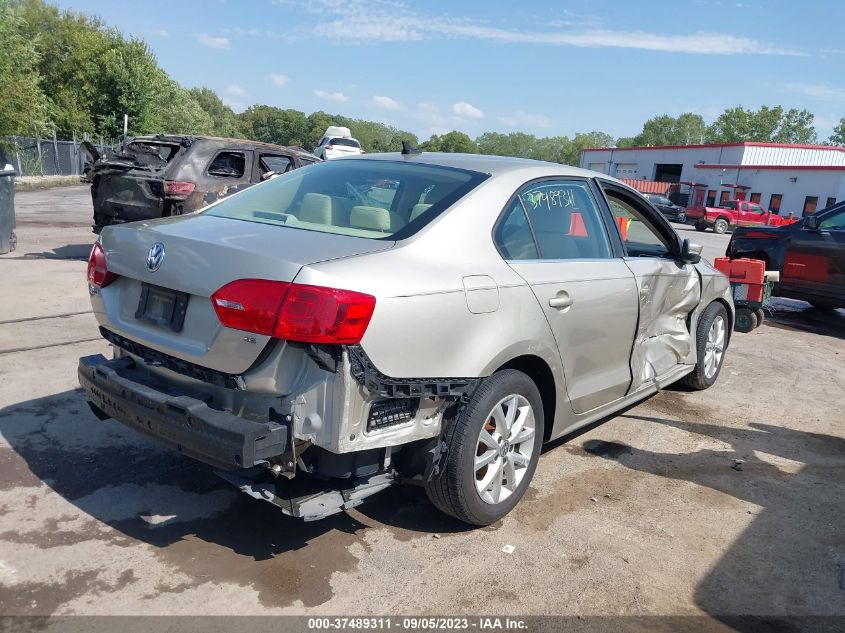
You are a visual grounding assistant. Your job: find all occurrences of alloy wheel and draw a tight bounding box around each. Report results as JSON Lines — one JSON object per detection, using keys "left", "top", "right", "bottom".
{"left": 474, "top": 394, "right": 536, "bottom": 504}
{"left": 704, "top": 315, "right": 726, "bottom": 379}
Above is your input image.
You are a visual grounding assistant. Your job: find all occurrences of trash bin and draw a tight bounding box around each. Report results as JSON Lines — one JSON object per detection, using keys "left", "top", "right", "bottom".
{"left": 0, "top": 145, "right": 16, "bottom": 254}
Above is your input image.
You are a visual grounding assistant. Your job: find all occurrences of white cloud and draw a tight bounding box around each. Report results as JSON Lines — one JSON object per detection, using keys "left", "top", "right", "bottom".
{"left": 298, "top": 0, "right": 802, "bottom": 56}
{"left": 197, "top": 33, "right": 231, "bottom": 49}
{"left": 781, "top": 82, "right": 845, "bottom": 100}
{"left": 269, "top": 73, "right": 290, "bottom": 87}
{"left": 373, "top": 95, "right": 402, "bottom": 110}
{"left": 226, "top": 85, "right": 246, "bottom": 97}
{"left": 453, "top": 101, "right": 485, "bottom": 119}
{"left": 498, "top": 111, "right": 553, "bottom": 129}
{"left": 315, "top": 89, "right": 348, "bottom": 102}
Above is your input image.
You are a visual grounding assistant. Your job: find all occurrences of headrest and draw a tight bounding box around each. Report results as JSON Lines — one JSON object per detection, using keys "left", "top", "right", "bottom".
{"left": 350, "top": 206, "right": 398, "bottom": 232}
{"left": 299, "top": 193, "right": 333, "bottom": 224}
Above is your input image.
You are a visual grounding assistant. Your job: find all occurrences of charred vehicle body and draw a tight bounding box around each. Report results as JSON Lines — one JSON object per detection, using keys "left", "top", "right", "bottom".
{"left": 78, "top": 153, "right": 734, "bottom": 525}
{"left": 83, "top": 135, "right": 320, "bottom": 233}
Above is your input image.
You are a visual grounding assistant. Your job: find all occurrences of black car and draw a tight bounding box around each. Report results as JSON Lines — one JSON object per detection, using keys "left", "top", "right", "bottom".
{"left": 643, "top": 193, "right": 687, "bottom": 224}
{"left": 82, "top": 135, "right": 321, "bottom": 233}
{"left": 727, "top": 202, "right": 845, "bottom": 308}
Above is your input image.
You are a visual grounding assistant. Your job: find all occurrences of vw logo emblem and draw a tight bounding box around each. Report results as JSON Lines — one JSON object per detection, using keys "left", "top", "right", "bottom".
{"left": 146, "top": 242, "right": 165, "bottom": 272}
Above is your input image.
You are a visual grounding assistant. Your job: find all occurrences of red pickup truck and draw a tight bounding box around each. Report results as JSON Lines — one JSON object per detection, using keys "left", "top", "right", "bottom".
{"left": 685, "top": 200, "right": 798, "bottom": 234}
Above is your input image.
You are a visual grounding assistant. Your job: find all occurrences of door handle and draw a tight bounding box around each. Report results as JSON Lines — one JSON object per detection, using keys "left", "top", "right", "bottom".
{"left": 549, "top": 292, "right": 573, "bottom": 310}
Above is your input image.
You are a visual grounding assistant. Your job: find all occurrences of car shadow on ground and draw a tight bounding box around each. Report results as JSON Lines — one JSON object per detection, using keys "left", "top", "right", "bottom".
{"left": 582, "top": 413, "right": 845, "bottom": 630}
{"left": 764, "top": 298, "right": 845, "bottom": 341}
{"left": 0, "top": 387, "right": 473, "bottom": 609}
{"left": 1, "top": 244, "right": 93, "bottom": 261}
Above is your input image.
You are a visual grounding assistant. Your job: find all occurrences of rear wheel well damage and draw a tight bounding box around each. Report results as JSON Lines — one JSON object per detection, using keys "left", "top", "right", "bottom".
{"left": 496, "top": 355, "right": 556, "bottom": 442}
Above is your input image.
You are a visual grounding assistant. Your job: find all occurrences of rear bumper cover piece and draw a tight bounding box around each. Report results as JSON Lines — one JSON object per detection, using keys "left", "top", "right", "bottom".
{"left": 78, "top": 354, "right": 287, "bottom": 470}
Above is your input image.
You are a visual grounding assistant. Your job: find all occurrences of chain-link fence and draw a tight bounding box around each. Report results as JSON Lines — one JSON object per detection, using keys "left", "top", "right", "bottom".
{"left": 4, "top": 135, "right": 116, "bottom": 177}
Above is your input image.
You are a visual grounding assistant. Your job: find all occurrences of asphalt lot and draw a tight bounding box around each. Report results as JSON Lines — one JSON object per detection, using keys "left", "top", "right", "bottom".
{"left": 1, "top": 186, "right": 843, "bottom": 623}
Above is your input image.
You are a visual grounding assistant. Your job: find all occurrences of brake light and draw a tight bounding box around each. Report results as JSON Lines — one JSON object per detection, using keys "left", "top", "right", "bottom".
{"left": 164, "top": 180, "right": 196, "bottom": 197}
{"left": 212, "top": 279, "right": 290, "bottom": 336}
{"left": 325, "top": 144, "right": 334, "bottom": 150}
{"left": 211, "top": 280, "right": 376, "bottom": 344}
{"left": 87, "top": 242, "right": 117, "bottom": 288}
{"left": 359, "top": 149, "right": 366, "bottom": 154}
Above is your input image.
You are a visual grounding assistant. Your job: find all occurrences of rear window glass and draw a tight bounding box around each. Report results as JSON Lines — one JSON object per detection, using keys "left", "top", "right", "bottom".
{"left": 719, "top": 201, "right": 738, "bottom": 210}
{"left": 204, "top": 160, "right": 487, "bottom": 240}
{"left": 329, "top": 138, "right": 360, "bottom": 148}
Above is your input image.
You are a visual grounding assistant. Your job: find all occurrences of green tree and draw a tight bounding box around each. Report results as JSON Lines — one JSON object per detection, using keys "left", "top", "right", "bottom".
{"left": 188, "top": 87, "right": 239, "bottom": 137}
{"left": 238, "top": 106, "right": 309, "bottom": 146}
{"left": 621, "top": 113, "right": 706, "bottom": 147}
{"left": 421, "top": 131, "right": 476, "bottom": 153}
{"left": 706, "top": 106, "right": 816, "bottom": 143}
{"left": 0, "top": 0, "right": 50, "bottom": 137}
{"left": 829, "top": 118, "right": 845, "bottom": 146}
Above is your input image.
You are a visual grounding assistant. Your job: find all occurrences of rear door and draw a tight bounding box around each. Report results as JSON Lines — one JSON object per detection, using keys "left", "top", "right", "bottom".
{"left": 495, "top": 178, "right": 639, "bottom": 414}
{"left": 599, "top": 183, "right": 701, "bottom": 391}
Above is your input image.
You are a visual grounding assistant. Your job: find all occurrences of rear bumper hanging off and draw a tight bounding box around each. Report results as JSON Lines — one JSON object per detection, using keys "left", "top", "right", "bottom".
{"left": 78, "top": 354, "right": 287, "bottom": 470}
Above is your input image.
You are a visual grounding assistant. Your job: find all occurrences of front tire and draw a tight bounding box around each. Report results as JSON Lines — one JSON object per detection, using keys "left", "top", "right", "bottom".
{"left": 677, "top": 211, "right": 687, "bottom": 224}
{"left": 425, "top": 369, "right": 544, "bottom": 526}
{"left": 682, "top": 302, "right": 729, "bottom": 390}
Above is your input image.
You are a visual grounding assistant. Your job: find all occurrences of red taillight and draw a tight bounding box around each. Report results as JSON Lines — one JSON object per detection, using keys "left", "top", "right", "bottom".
{"left": 276, "top": 284, "right": 376, "bottom": 344}
{"left": 212, "top": 279, "right": 290, "bottom": 336}
{"left": 87, "top": 242, "right": 117, "bottom": 288}
{"left": 211, "top": 279, "right": 376, "bottom": 344}
{"left": 359, "top": 149, "right": 366, "bottom": 154}
{"left": 164, "top": 180, "right": 196, "bottom": 197}
{"left": 325, "top": 144, "right": 334, "bottom": 150}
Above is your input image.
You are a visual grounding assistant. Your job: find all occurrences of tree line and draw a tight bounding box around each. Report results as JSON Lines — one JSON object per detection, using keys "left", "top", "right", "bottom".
{"left": 2, "top": 0, "right": 845, "bottom": 165}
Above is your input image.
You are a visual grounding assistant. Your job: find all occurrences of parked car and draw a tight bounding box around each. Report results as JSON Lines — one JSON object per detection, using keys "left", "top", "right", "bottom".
{"left": 83, "top": 135, "right": 320, "bottom": 233}
{"left": 313, "top": 126, "right": 365, "bottom": 160}
{"left": 686, "top": 199, "right": 798, "bottom": 234}
{"left": 78, "top": 153, "right": 734, "bottom": 526}
{"left": 642, "top": 193, "right": 687, "bottom": 224}
{"left": 727, "top": 201, "right": 845, "bottom": 308}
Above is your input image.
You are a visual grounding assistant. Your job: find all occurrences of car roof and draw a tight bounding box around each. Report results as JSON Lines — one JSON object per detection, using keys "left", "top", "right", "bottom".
{"left": 130, "top": 134, "right": 313, "bottom": 156}
{"left": 340, "top": 151, "right": 618, "bottom": 181}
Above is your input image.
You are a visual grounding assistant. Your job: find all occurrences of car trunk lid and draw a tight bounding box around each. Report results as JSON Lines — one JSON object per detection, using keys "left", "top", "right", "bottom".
{"left": 96, "top": 214, "right": 394, "bottom": 375}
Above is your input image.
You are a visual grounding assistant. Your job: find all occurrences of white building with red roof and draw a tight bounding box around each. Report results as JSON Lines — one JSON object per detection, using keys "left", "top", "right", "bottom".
{"left": 580, "top": 142, "right": 845, "bottom": 218}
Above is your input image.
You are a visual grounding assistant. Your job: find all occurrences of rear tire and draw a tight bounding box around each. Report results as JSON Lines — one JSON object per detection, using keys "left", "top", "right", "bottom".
{"left": 425, "top": 369, "right": 544, "bottom": 526}
{"left": 695, "top": 223, "right": 707, "bottom": 232}
{"left": 682, "top": 302, "right": 730, "bottom": 390}
{"left": 753, "top": 308, "right": 765, "bottom": 327}
{"left": 713, "top": 218, "right": 729, "bottom": 234}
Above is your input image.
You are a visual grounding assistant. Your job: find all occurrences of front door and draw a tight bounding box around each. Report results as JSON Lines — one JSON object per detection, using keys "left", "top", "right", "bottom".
{"left": 494, "top": 179, "right": 639, "bottom": 414}
{"left": 600, "top": 184, "right": 701, "bottom": 391}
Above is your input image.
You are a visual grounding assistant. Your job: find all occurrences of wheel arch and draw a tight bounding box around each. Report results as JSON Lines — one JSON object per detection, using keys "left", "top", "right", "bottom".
{"left": 495, "top": 354, "right": 557, "bottom": 442}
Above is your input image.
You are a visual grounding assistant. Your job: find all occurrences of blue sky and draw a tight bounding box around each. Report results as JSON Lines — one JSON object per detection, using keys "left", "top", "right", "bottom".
{"left": 54, "top": 0, "right": 845, "bottom": 141}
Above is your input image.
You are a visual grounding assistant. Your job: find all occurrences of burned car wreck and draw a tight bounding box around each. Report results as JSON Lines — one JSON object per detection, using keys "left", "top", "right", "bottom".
{"left": 82, "top": 135, "right": 320, "bottom": 233}
{"left": 78, "top": 153, "right": 733, "bottom": 525}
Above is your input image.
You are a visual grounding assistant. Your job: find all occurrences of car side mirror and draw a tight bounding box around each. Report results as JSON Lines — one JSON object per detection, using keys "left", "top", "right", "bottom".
{"left": 804, "top": 215, "right": 819, "bottom": 230}
{"left": 679, "top": 238, "right": 702, "bottom": 264}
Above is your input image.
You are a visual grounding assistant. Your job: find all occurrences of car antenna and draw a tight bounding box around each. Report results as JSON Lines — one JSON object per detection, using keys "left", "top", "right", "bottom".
{"left": 401, "top": 141, "right": 421, "bottom": 156}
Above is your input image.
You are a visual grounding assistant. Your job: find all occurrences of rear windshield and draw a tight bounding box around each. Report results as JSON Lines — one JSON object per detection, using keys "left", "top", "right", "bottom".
{"left": 204, "top": 159, "right": 488, "bottom": 240}
{"left": 719, "top": 201, "right": 738, "bottom": 210}
{"left": 122, "top": 142, "right": 180, "bottom": 168}
{"left": 329, "top": 138, "right": 360, "bottom": 148}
